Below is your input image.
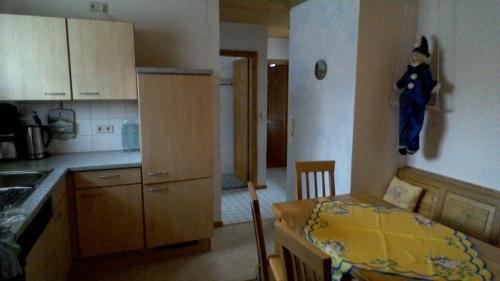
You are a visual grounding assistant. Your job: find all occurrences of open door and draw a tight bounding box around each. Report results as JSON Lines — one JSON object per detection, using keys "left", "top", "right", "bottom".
{"left": 267, "top": 64, "right": 288, "bottom": 167}
{"left": 233, "top": 58, "right": 249, "bottom": 182}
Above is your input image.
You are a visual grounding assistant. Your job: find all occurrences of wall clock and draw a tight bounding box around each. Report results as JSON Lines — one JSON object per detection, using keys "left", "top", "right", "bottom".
{"left": 315, "top": 59, "right": 327, "bottom": 80}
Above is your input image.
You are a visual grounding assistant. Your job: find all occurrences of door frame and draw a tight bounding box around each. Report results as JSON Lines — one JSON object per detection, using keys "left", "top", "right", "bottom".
{"left": 220, "top": 49, "right": 259, "bottom": 187}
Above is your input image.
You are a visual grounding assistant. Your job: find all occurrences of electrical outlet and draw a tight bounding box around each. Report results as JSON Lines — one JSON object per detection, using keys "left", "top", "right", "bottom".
{"left": 89, "top": 1, "right": 108, "bottom": 13}
{"left": 104, "top": 125, "right": 114, "bottom": 133}
{"left": 96, "top": 124, "right": 114, "bottom": 134}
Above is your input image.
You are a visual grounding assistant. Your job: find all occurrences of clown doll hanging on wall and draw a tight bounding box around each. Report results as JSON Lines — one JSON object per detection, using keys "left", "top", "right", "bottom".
{"left": 394, "top": 36, "right": 440, "bottom": 155}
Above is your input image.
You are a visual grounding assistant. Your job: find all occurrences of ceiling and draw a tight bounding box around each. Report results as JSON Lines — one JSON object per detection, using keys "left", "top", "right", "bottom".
{"left": 220, "top": 0, "right": 303, "bottom": 38}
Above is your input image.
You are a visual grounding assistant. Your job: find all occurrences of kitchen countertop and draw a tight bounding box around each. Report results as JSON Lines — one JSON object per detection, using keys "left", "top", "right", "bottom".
{"left": 0, "top": 150, "right": 141, "bottom": 237}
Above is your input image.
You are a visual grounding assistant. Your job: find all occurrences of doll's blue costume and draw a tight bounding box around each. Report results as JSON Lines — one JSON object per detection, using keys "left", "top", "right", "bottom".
{"left": 396, "top": 36, "right": 437, "bottom": 155}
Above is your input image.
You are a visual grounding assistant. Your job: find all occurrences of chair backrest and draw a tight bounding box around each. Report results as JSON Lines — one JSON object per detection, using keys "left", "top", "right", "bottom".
{"left": 275, "top": 222, "right": 332, "bottom": 281}
{"left": 295, "top": 161, "right": 335, "bottom": 200}
{"left": 248, "top": 182, "right": 270, "bottom": 281}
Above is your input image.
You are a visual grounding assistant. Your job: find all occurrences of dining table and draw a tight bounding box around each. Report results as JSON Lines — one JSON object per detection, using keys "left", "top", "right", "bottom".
{"left": 272, "top": 193, "right": 500, "bottom": 281}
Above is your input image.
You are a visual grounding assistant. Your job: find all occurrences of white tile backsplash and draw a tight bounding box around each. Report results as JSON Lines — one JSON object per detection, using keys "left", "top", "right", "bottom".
{"left": 108, "top": 102, "right": 127, "bottom": 119}
{"left": 20, "top": 101, "right": 139, "bottom": 153}
{"left": 90, "top": 102, "right": 109, "bottom": 119}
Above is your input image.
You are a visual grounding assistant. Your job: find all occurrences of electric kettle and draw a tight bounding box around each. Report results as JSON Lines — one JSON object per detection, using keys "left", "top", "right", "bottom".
{"left": 26, "top": 112, "right": 52, "bottom": 160}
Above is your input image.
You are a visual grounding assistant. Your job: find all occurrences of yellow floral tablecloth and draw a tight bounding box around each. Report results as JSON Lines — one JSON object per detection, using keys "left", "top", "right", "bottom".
{"left": 304, "top": 199, "right": 493, "bottom": 281}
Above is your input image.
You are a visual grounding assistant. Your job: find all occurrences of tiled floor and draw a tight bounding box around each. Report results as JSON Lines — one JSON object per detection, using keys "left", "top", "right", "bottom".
{"left": 221, "top": 168, "right": 287, "bottom": 225}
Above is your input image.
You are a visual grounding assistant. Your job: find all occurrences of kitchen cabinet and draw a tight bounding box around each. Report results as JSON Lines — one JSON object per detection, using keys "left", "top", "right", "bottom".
{"left": 75, "top": 184, "right": 144, "bottom": 257}
{"left": 143, "top": 178, "right": 213, "bottom": 247}
{"left": 25, "top": 179, "right": 71, "bottom": 281}
{"left": 138, "top": 70, "right": 214, "bottom": 248}
{"left": 0, "top": 14, "right": 71, "bottom": 101}
{"left": 138, "top": 73, "right": 212, "bottom": 184}
{"left": 68, "top": 18, "right": 137, "bottom": 100}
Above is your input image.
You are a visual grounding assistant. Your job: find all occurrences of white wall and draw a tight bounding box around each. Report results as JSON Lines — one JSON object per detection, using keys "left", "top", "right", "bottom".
{"left": 407, "top": 0, "right": 500, "bottom": 191}
{"left": 287, "top": 0, "right": 359, "bottom": 199}
{"left": 220, "top": 22, "right": 268, "bottom": 186}
{"left": 351, "top": 0, "right": 416, "bottom": 196}
{"left": 268, "top": 37, "right": 289, "bottom": 60}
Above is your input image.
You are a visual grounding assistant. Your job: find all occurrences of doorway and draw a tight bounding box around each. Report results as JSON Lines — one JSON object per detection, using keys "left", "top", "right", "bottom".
{"left": 219, "top": 50, "right": 258, "bottom": 190}
{"left": 266, "top": 62, "right": 288, "bottom": 196}
{"left": 266, "top": 63, "right": 288, "bottom": 168}
{"left": 219, "top": 51, "right": 287, "bottom": 225}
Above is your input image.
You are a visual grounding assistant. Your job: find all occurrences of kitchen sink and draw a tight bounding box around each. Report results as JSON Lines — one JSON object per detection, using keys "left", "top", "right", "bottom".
{"left": 0, "top": 170, "right": 52, "bottom": 210}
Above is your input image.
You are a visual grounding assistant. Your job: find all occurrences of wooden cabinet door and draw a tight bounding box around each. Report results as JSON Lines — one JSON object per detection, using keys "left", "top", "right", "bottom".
{"left": 76, "top": 184, "right": 144, "bottom": 257}
{"left": 143, "top": 178, "right": 213, "bottom": 247}
{"left": 25, "top": 200, "right": 71, "bottom": 281}
{"left": 68, "top": 19, "right": 136, "bottom": 100}
{"left": 266, "top": 64, "right": 288, "bottom": 167}
{"left": 0, "top": 14, "right": 71, "bottom": 100}
{"left": 52, "top": 197, "right": 72, "bottom": 281}
{"left": 138, "top": 74, "right": 212, "bottom": 184}
{"left": 25, "top": 220, "right": 54, "bottom": 281}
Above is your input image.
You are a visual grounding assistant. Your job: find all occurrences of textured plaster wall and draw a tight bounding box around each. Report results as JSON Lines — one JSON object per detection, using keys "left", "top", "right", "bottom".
{"left": 407, "top": 0, "right": 500, "bottom": 191}
{"left": 287, "top": 0, "right": 360, "bottom": 199}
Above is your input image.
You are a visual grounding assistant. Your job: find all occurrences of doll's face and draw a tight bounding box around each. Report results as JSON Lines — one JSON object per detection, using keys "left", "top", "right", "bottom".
{"left": 410, "top": 52, "right": 426, "bottom": 66}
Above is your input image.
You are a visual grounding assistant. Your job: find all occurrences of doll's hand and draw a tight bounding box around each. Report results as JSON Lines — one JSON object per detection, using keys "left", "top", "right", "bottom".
{"left": 393, "top": 83, "right": 402, "bottom": 93}
{"left": 431, "top": 83, "right": 441, "bottom": 93}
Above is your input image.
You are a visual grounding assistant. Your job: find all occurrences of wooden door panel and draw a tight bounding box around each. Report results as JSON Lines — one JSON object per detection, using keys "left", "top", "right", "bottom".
{"left": 76, "top": 184, "right": 144, "bottom": 257}
{"left": 143, "top": 178, "right": 213, "bottom": 247}
{"left": 138, "top": 74, "right": 212, "bottom": 184}
{"left": 68, "top": 19, "right": 136, "bottom": 100}
{"left": 267, "top": 65, "right": 288, "bottom": 167}
{"left": 0, "top": 14, "right": 71, "bottom": 100}
{"left": 233, "top": 58, "right": 249, "bottom": 181}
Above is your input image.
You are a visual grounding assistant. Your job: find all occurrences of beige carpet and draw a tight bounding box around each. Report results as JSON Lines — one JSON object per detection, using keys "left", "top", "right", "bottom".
{"left": 69, "top": 220, "right": 275, "bottom": 281}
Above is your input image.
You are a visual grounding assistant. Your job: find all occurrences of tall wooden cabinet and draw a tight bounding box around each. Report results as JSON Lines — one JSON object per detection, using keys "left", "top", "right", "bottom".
{"left": 0, "top": 14, "right": 71, "bottom": 100}
{"left": 138, "top": 70, "right": 213, "bottom": 248}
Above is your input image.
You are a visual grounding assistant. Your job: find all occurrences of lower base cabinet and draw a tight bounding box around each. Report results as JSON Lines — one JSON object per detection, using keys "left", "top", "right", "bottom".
{"left": 25, "top": 184, "right": 71, "bottom": 281}
{"left": 76, "top": 184, "right": 144, "bottom": 257}
{"left": 143, "top": 178, "right": 213, "bottom": 248}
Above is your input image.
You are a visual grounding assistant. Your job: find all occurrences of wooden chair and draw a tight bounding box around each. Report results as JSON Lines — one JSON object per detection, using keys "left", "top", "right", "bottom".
{"left": 248, "top": 182, "right": 284, "bottom": 281}
{"left": 275, "top": 222, "right": 332, "bottom": 281}
{"left": 295, "top": 161, "right": 335, "bottom": 200}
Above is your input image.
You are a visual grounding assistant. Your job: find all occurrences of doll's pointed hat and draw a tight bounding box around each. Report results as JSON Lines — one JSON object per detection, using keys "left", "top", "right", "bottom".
{"left": 413, "top": 36, "right": 430, "bottom": 57}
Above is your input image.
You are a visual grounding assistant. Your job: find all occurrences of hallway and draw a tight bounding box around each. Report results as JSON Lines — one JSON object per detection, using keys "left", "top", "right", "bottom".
{"left": 221, "top": 168, "right": 287, "bottom": 225}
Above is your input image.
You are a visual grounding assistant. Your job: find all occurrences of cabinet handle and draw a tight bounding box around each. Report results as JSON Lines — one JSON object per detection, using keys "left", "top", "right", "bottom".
{"left": 146, "top": 186, "right": 168, "bottom": 192}
{"left": 98, "top": 174, "right": 120, "bottom": 179}
{"left": 147, "top": 171, "right": 168, "bottom": 177}
{"left": 80, "top": 193, "right": 103, "bottom": 198}
{"left": 80, "top": 92, "right": 100, "bottom": 96}
{"left": 45, "top": 92, "right": 66, "bottom": 96}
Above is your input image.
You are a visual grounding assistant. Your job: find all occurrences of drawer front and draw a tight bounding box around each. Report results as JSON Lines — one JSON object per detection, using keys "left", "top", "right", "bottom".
{"left": 441, "top": 193, "right": 496, "bottom": 238}
{"left": 73, "top": 168, "right": 141, "bottom": 189}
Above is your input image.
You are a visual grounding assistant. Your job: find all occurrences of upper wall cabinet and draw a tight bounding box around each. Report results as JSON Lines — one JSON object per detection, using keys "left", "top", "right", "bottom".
{"left": 0, "top": 14, "right": 71, "bottom": 100}
{"left": 68, "top": 19, "right": 137, "bottom": 100}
